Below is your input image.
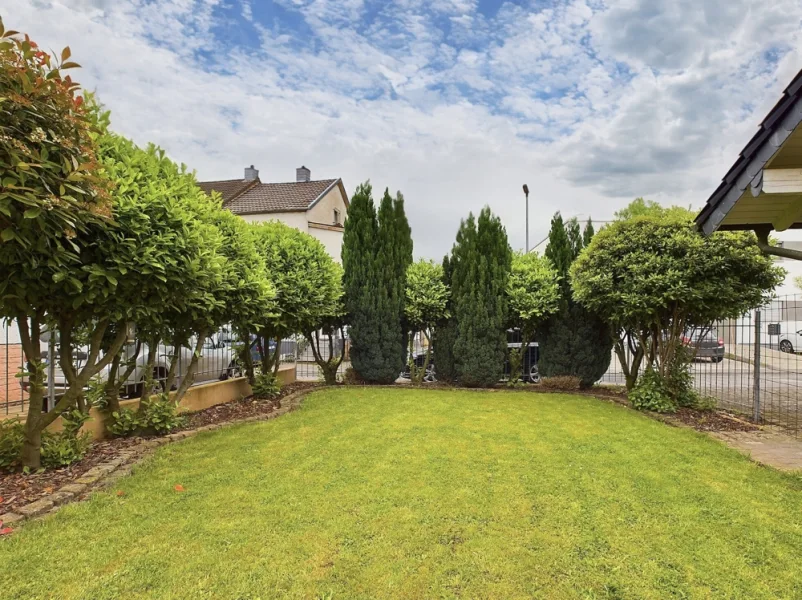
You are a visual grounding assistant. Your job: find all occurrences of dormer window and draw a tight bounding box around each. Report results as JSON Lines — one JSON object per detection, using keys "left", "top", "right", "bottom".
{"left": 334, "top": 208, "right": 341, "bottom": 225}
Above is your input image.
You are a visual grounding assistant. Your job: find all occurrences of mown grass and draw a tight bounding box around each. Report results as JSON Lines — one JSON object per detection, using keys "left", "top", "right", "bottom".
{"left": 1, "top": 387, "right": 801, "bottom": 599}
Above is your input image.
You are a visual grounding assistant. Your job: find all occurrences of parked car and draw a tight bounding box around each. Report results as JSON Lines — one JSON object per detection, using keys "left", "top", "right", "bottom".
{"left": 681, "top": 328, "right": 725, "bottom": 362}
{"left": 26, "top": 334, "right": 239, "bottom": 399}
{"left": 503, "top": 341, "right": 540, "bottom": 383}
{"left": 400, "top": 341, "right": 540, "bottom": 383}
{"left": 769, "top": 321, "right": 802, "bottom": 354}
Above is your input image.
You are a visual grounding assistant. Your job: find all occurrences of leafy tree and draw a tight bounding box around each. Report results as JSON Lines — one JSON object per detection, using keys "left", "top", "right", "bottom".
{"left": 249, "top": 221, "right": 340, "bottom": 377}
{"left": 614, "top": 197, "right": 692, "bottom": 222}
{"left": 451, "top": 208, "right": 512, "bottom": 387}
{"left": 538, "top": 214, "right": 612, "bottom": 388}
{"left": 0, "top": 28, "right": 116, "bottom": 467}
{"left": 571, "top": 217, "right": 784, "bottom": 390}
{"left": 505, "top": 251, "right": 560, "bottom": 382}
{"left": 72, "top": 108, "right": 248, "bottom": 434}
{"left": 198, "top": 210, "right": 274, "bottom": 389}
{"left": 302, "top": 263, "right": 346, "bottom": 386}
{"left": 404, "top": 259, "right": 449, "bottom": 383}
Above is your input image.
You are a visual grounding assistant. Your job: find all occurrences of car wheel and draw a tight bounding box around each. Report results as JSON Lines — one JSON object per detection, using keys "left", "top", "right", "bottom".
{"left": 712, "top": 356, "right": 723, "bottom": 363}
{"left": 528, "top": 364, "right": 540, "bottom": 384}
{"left": 423, "top": 365, "right": 437, "bottom": 383}
{"left": 222, "top": 360, "right": 242, "bottom": 380}
{"left": 132, "top": 371, "right": 167, "bottom": 398}
{"left": 780, "top": 340, "right": 794, "bottom": 354}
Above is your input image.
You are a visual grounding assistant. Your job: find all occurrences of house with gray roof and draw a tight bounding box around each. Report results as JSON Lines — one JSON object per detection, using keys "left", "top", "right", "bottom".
{"left": 199, "top": 165, "right": 349, "bottom": 261}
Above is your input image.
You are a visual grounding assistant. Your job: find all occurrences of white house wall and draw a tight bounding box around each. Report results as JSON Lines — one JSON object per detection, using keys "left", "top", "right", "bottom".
{"left": 237, "top": 199, "right": 345, "bottom": 263}
{"left": 239, "top": 211, "right": 310, "bottom": 233}
{"left": 309, "top": 227, "right": 344, "bottom": 262}
{"left": 307, "top": 186, "right": 348, "bottom": 226}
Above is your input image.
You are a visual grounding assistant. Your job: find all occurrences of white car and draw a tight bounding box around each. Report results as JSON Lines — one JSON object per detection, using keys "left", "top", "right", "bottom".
{"left": 775, "top": 321, "right": 802, "bottom": 354}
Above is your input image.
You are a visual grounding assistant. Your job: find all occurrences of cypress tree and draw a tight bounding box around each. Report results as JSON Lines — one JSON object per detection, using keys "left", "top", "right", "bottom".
{"left": 393, "top": 191, "right": 414, "bottom": 366}
{"left": 343, "top": 183, "right": 412, "bottom": 384}
{"left": 544, "top": 213, "right": 572, "bottom": 280}
{"left": 452, "top": 207, "right": 511, "bottom": 387}
{"left": 433, "top": 254, "right": 458, "bottom": 382}
{"left": 582, "top": 217, "right": 595, "bottom": 248}
{"left": 566, "top": 217, "right": 583, "bottom": 262}
{"left": 342, "top": 182, "right": 382, "bottom": 380}
{"left": 539, "top": 214, "right": 612, "bottom": 387}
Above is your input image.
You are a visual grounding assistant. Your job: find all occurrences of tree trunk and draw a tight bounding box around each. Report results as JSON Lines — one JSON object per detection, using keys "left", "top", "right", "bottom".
{"left": 306, "top": 328, "right": 343, "bottom": 385}
{"left": 21, "top": 426, "right": 42, "bottom": 470}
{"left": 104, "top": 353, "right": 123, "bottom": 414}
{"left": 18, "top": 312, "right": 44, "bottom": 469}
{"left": 172, "top": 331, "right": 207, "bottom": 405}
{"left": 139, "top": 343, "right": 159, "bottom": 403}
{"left": 271, "top": 340, "right": 282, "bottom": 376}
{"left": 239, "top": 332, "right": 255, "bottom": 385}
{"left": 163, "top": 339, "right": 181, "bottom": 395}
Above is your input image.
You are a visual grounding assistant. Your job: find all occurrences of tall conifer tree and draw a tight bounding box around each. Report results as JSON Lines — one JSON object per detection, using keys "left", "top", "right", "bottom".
{"left": 433, "top": 254, "right": 458, "bottom": 382}
{"left": 539, "top": 213, "right": 612, "bottom": 387}
{"left": 451, "top": 208, "right": 512, "bottom": 387}
{"left": 342, "top": 182, "right": 381, "bottom": 379}
{"left": 342, "top": 183, "right": 412, "bottom": 383}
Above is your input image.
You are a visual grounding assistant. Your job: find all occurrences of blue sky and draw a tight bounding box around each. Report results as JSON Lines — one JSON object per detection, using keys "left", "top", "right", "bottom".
{"left": 3, "top": 0, "right": 802, "bottom": 258}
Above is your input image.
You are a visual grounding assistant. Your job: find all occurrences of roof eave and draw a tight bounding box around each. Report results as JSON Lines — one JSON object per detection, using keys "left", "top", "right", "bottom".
{"left": 306, "top": 178, "right": 343, "bottom": 211}
{"left": 228, "top": 208, "right": 309, "bottom": 216}
{"left": 695, "top": 71, "right": 802, "bottom": 235}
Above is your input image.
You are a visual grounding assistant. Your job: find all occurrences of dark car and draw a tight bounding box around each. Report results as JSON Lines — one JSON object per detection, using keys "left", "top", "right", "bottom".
{"left": 400, "top": 341, "right": 540, "bottom": 383}
{"left": 682, "top": 328, "right": 725, "bottom": 362}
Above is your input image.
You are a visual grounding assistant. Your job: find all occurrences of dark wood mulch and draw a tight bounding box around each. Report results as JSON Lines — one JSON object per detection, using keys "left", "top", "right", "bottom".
{"left": 671, "top": 407, "right": 760, "bottom": 433}
{"left": 0, "top": 437, "right": 143, "bottom": 515}
{"left": 176, "top": 381, "right": 316, "bottom": 431}
{"left": 0, "top": 382, "right": 318, "bottom": 515}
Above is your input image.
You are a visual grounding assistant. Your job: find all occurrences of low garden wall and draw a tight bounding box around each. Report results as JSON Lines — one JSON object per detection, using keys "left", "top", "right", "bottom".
{"left": 12, "top": 364, "right": 296, "bottom": 441}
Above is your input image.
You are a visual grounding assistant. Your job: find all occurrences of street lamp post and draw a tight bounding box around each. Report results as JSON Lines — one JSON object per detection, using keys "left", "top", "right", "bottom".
{"left": 522, "top": 184, "right": 529, "bottom": 252}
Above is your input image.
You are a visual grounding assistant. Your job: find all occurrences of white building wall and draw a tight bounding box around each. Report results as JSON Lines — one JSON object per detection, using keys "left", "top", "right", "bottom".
{"left": 239, "top": 211, "right": 310, "bottom": 233}
{"left": 238, "top": 209, "right": 344, "bottom": 262}
{"left": 309, "top": 227, "right": 345, "bottom": 263}
{"left": 307, "top": 186, "right": 348, "bottom": 226}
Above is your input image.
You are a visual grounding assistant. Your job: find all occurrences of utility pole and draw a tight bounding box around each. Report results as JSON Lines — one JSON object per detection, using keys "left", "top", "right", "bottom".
{"left": 522, "top": 184, "right": 529, "bottom": 252}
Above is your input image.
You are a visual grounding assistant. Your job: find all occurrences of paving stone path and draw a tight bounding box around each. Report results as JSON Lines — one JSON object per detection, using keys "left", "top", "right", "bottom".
{"left": 711, "top": 426, "right": 802, "bottom": 471}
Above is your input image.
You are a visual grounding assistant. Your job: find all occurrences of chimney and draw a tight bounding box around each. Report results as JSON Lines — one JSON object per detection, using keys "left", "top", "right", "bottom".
{"left": 244, "top": 165, "right": 259, "bottom": 181}
{"left": 296, "top": 165, "right": 311, "bottom": 183}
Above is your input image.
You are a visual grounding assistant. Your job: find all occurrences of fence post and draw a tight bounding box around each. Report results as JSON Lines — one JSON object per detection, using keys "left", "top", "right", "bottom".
{"left": 753, "top": 310, "right": 761, "bottom": 423}
{"left": 47, "top": 332, "right": 56, "bottom": 412}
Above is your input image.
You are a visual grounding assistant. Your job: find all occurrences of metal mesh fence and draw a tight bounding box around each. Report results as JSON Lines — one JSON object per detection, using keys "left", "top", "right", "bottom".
{"left": 294, "top": 334, "right": 349, "bottom": 381}
{"left": 5, "top": 297, "right": 802, "bottom": 439}
{"left": 600, "top": 294, "right": 802, "bottom": 436}
{"left": 0, "top": 325, "right": 243, "bottom": 416}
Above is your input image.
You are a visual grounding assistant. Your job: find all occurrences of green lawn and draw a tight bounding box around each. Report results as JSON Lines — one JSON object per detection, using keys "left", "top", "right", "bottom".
{"left": 2, "top": 388, "right": 802, "bottom": 599}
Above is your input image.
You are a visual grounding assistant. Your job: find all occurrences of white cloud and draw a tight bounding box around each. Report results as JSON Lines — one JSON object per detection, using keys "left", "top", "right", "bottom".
{"left": 2, "top": 0, "right": 801, "bottom": 259}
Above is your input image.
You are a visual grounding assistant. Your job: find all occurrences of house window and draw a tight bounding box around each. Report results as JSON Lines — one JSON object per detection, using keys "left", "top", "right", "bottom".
{"left": 334, "top": 208, "right": 341, "bottom": 225}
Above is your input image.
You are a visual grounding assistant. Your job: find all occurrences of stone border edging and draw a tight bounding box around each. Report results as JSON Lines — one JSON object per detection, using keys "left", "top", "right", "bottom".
{"left": 0, "top": 388, "right": 314, "bottom": 529}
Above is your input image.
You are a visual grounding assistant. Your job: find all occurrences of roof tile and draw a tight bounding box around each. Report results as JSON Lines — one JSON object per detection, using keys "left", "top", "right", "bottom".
{"left": 198, "top": 179, "right": 339, "bottom": 215}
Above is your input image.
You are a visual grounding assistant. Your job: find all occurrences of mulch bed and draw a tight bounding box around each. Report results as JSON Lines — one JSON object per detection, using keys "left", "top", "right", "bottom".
{"left": 0, "top": 382, "right": 317, "bottom": 515}
{"left": 671, "top": 407, "right": 760, "bottom": 433}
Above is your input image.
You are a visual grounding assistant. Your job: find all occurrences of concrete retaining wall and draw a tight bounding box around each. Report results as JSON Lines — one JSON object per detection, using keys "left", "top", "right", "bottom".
{"left": 8, "top": 364, "right": 296, "bottom": 440}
